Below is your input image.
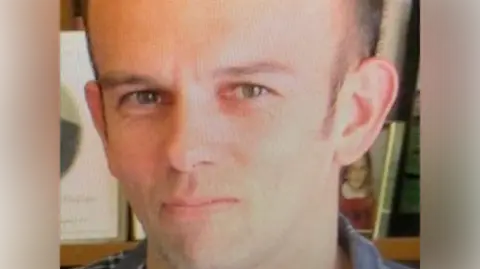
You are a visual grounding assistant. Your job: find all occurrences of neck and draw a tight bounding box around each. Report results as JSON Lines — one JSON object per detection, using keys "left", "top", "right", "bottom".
{"left": 255, "top": 181, "right": 339, "bottom": 269}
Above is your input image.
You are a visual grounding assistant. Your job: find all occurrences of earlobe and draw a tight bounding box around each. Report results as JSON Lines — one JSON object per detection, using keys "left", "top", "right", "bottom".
{"left": 84, "top": 80, "right": 108, "bottom": 146}
{"left": 334, "top": 58, "right": 398, "bottom": 166}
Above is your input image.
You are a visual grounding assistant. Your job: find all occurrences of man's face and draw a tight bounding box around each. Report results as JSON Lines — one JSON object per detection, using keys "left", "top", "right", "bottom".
{"left": 86, "top": 0, "right": 376, "bottom": 268}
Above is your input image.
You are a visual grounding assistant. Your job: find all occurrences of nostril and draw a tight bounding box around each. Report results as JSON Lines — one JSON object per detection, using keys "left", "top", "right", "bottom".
{"left": 167, "top": 139, "right": 216, "bottom": 173}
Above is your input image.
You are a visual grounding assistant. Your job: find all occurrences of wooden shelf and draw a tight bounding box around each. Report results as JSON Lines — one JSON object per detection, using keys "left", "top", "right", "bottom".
{"left": 373, "top": 237, "right": 420, "bottom": 261}
{"left": 60, "top": 237, "right": 419, "bottom": 267}
{"left": 60, "top": 0, "right": 74, "bottom": 31}
{"left": 61, "top": 241, "right": 134, "bottom": 267}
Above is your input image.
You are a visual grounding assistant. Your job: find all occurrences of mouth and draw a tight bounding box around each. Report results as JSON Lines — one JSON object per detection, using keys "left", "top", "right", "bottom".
{"left": 161, "top": 197, "right": 239, "bottom": 220}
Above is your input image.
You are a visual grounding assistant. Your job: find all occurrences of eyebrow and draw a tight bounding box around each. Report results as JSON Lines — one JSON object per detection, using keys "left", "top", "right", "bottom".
{"left": 97, "top": 72, "right": 160, "bottom": 89}
{"left": 97, "top": 61, "right": 293, "bottom": 88}
{"left": 212, "top": 60, "right": 294, "bottom": 78}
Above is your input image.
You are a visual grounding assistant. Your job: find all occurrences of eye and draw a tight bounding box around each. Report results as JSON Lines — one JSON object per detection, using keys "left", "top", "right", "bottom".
{"left": 220, "top": 84, "right": 270, "bottom": 100}
{"left": 120, "top": 90, "right": 172, "bottom": 107}
{"left": 126, "top": 90, "right": 159, "bottom": 104}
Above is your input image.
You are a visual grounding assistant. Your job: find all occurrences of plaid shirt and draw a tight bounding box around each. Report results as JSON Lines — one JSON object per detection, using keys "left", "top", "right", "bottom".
{"left": 77, "top": 216, "right": 412, "bottom": 269}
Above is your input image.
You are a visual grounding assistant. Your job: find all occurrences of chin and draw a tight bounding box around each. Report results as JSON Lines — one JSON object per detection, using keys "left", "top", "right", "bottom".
{"left": 158, "top": 237, "right": 253, "bottom": 269}
{"left": 151, "top": 220, "right": 260, "bottom": 269}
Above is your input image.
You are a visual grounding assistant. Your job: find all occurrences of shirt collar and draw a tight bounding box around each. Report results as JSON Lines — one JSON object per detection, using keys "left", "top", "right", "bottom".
{"left": 338, "top": 214, "right": 387, "bottom": 269}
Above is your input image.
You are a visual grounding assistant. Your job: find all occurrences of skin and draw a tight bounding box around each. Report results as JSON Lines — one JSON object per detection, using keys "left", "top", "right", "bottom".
{"left": 84, "top": 0, "right": 398, "bottom": 268}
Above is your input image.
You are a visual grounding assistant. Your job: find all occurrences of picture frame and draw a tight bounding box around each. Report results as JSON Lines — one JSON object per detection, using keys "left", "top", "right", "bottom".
{"left": 339, "top": 122, "right": 406, "bottom": 238}
{"left": 60, "top": 31, "right": 128, "bottom": 244}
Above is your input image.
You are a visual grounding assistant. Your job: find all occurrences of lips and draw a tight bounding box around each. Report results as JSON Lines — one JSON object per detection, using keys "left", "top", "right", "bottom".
{"left": 161, "top": 197, "right": 239, "bottom": 220}
{"left": 164, "top": 198, "right": 239, "bottom": 207}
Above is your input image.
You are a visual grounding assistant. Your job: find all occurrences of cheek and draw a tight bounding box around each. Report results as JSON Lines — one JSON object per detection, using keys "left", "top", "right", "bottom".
{"left": 254, "top": 92, "right": 330, "bottom": 172}
{"left": 104, "top": 116, "right": 169, "bottom": 183}
{"left": 104, "top": 119, "right": 172, "bottom": 221}
{"left": 242, "top": 108, "right": 334, "bottom": 212}
{"left": 244, "top": 138, "right": 335, "bottom": 238}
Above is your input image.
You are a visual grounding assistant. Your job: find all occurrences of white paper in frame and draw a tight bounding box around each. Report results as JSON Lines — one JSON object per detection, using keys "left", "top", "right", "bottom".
{"left": 132, "top": 214, "right": 146, "bottom": 240}
{"left": 60, "top": 31, "right": 128, "bottom": 244}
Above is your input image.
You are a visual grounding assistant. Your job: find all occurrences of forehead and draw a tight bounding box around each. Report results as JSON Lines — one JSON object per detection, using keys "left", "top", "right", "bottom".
{"left": 88, "top": 0, "right": 347, "bottom": 76}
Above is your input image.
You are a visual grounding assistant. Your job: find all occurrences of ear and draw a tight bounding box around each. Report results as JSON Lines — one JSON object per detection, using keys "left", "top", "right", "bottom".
{"left": 332, "top": 58, "right": 398, "bottom": 166}
{"left": 85, "top": 80, "right": 108, "bottom": 147}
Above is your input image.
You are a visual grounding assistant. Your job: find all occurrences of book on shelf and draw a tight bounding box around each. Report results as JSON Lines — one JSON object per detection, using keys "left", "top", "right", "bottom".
{"left": 339, "top": 122, "right": 406, "bottom": 238}
{"left": 389, "top": 0, "right": 420, "bottom": 233}
{"left": 372, "top": 122, "right": 407, "bottom": 238}
{"left": 411, "top": 74, "right": 420, "bottom": 120}
{"left": 388, "top": 115, "right": 420, "bottom": 236}
{"left": 60, "top": 31, "right": 128, "bottom": 244}
{"left": 398, "top": 69, "right": 420, "bottom": 215}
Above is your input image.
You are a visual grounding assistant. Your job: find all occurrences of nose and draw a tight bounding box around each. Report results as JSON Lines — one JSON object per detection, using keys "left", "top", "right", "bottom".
{"left": 166, "top": 88, "right": 215, "bottom": 172}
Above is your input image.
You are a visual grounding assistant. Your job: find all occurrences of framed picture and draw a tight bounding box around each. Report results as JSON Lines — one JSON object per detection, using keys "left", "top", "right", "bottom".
{"left": 339, "top": 122, "right": 406, "bottom": 237}
{"left": 60, "top": 32, "right": 128, "bottom": 244}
